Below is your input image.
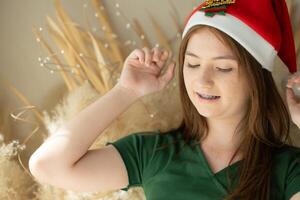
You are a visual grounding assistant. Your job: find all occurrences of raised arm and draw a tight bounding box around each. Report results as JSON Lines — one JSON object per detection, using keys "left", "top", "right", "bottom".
{"left": 29, "top": 83, "right": 139, "bottom": 192}
{"left": 28, "top": 47, "right": 175, "bottom": 192}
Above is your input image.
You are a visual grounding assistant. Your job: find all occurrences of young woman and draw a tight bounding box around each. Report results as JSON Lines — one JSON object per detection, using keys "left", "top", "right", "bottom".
{"left": 29, "top": 0, "right": 300, "bottom": 199}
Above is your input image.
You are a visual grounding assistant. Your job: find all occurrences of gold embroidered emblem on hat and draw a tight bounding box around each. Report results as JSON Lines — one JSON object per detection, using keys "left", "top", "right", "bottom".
{"left": 202, "top": 0, "right": 236, "bottom": 9}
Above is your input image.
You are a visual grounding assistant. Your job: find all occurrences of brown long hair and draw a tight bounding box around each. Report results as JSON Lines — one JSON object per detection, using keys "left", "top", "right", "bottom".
{"left": 157, "top": 25, "right": 293, "bottom": 199}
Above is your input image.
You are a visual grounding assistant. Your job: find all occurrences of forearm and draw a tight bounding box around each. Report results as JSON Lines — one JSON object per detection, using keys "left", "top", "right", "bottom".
{"left": 29, "top": 83, "right": 140, "bottom": 171}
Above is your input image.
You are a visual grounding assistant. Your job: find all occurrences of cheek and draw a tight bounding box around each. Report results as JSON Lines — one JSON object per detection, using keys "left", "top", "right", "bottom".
{"left": 220, "top": 76, "right": 246, "bottom": 95}
{"left": 223, "top": 80, "right": 250, "bottom": 104}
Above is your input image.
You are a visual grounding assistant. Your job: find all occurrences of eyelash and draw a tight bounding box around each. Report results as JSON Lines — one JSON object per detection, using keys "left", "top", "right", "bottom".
{"left": 186, "top": 63, "right": 233, "bottom": 72}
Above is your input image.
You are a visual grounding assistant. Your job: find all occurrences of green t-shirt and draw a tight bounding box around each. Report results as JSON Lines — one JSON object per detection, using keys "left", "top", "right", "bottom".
{"left": 105, "top": 128, "right": 300, "bottom": 200}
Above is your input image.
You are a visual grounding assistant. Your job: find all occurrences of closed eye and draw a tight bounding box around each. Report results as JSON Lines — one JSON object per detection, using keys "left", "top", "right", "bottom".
{"left": 217, "top": 67, "right": 233, "bottom": 72}
{"left": 186, "top": 63, "right": 232, "bottom": 72}
{"left": 186, "top": 63, "right": 200, "bottom": 68}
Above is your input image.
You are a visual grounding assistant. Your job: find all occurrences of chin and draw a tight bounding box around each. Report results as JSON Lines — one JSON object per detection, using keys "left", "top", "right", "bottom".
{"left": 196, "top": 109, "right": 219, "bottom": 118}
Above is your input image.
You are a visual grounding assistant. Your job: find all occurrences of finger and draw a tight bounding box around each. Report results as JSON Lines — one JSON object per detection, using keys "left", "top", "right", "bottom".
{"left": 152, "top": 47, "right": 162, "bottom": 62}
{"left": 286, "top": 87, "right": 299, "bottom": 106}
{"left": 288, "top": 74, "right": 300, "bottom": 83}
{"left": 142, "top": 47, "right": 153, "bottom": 67}
{"left": 156, "top": 49, "right": 170, "bottom": 68}
{"left": 287, "top": 75, "right": 300, "bottom": 88}
{"left": 295, "top": 75, "right": 300, "bottom": 83}
{"left": 287, "top": 78, "right": 294, "bottom": 88}
{"left": 128, "top": 49, "right": 145, "bottom": 64}
{"left": 287, "top": 74, "right": 299, "bottom": 88}
{"left": 148, "top": 62, "right": 162, "bottom": 74}
{"left": 151, "top": 47, "right": 164, "bottom": 72}
{"left": 158, "top": 61, "right": 176, "bottom": 90}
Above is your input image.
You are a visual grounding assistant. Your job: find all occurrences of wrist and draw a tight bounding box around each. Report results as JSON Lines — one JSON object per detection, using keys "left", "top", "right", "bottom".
{"left": 114, "top": 83, "right": 141, "bottom": 101}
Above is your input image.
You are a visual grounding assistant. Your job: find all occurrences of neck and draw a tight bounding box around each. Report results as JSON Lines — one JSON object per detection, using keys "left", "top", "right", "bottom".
{"left": 203, "top": 116, "right": 244, "bottom": 152}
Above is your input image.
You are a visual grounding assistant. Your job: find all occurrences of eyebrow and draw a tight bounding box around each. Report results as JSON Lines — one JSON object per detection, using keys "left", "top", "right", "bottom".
{"left": 185, "top": 51, "right": 237, "bottom": 61}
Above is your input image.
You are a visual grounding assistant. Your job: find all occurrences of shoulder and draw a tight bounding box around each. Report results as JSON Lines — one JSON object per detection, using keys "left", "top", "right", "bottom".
{"left": 272, "top": 144, "right": 300, "bottom": 173}
{"left": 129, "top": 127, "right": 188, "bottom": 158}
{"left": 132, "top": 127, "right": 184, "bottom": 144}
{"left": 272, "top": 144, "right": 300, "bottom": 195}
{"left": 113, "top": 128, "right": 182, "bottom": 153}
{"left": 273, "top": 145, "right": 300, "bottom": 163}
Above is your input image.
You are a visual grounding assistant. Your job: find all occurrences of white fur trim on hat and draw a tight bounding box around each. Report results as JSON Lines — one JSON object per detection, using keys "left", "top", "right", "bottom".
{"left": 182, "top": 11, "right": 277, "bottom": 71}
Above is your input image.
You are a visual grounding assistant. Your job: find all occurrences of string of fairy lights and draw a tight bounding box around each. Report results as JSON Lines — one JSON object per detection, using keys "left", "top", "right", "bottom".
{"left": 35, "top": 0, "right": 195, "bottom": 76}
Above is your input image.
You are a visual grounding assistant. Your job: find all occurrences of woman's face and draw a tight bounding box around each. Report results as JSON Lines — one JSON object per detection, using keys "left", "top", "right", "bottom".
{"left": 183, "top": 28, "right": 250, "bottom": 121}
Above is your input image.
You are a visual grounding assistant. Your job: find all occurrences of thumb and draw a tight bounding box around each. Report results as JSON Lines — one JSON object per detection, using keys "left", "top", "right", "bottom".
{"left": 158, "top": 62, "right": 176, "bottom": 89}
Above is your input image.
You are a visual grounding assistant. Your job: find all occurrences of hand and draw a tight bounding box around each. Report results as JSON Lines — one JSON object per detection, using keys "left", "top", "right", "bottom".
{"left": 286, "top": 74, "right": 300, "bottom": 128}
{"left": 116, "top": 46, "right": 176, "bottom": 98}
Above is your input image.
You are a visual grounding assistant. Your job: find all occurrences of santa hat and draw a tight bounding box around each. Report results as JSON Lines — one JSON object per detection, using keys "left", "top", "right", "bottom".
{"left": 182, "top": 0, "right": 297, "bottom": 73}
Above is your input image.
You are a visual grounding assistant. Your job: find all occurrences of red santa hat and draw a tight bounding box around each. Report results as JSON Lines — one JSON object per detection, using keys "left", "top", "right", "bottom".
{"left": 182, "top": 0, "right": 297, "bottom": 73}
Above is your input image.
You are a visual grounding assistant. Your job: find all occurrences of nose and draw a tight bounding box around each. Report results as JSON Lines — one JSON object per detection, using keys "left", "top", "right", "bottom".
{"left": 197, "top": 66, "right": 214, "bottom": 88}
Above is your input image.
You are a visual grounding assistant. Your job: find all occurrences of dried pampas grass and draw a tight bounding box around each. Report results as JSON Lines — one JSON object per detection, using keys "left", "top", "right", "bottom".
{"left": 43, "top": 80, "right": 100, "bottom": 137}
{"left": 0, "top": 134, "right": 36, "bottom": 200}
{"left": 34, "top": 183, "right": 146, "bottom": 200}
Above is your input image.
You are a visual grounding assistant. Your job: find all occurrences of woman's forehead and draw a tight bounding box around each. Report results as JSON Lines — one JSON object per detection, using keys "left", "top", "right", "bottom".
{"left": 186, "top": 28, "right": 235, "bottom": 58}
{"left": 185, "top": 50, "right": 237, "bottom": 61}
